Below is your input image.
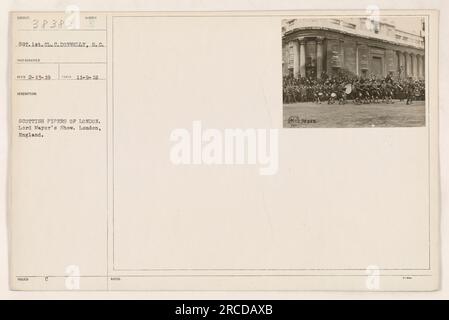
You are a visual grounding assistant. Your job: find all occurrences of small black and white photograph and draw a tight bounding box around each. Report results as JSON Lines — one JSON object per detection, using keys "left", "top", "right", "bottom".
{"left": 282, "top": 16, "right": 426, "bottom": 128}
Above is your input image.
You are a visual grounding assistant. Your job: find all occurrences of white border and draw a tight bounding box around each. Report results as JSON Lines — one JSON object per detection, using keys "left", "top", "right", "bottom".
{"left": 0, "top": 0, "right": 447, "bottom": 299}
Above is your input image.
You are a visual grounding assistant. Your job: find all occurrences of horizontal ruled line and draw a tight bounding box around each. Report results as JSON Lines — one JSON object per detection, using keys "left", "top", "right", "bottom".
{"left": 18, "top": 29, "right": 107, "bottom": 32}
{"left": 16, "top": 62, "right": 106, "bottom": 64}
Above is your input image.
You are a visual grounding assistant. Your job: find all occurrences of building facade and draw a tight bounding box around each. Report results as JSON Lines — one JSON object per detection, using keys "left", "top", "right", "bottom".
{"left": 282, "top": 18, "right": 425, "bottom": 80}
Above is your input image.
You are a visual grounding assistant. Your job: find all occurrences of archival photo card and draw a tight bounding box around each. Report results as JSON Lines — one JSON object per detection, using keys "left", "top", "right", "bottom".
{"left": 8, "top": 10, "right": 439, "bottom": 292}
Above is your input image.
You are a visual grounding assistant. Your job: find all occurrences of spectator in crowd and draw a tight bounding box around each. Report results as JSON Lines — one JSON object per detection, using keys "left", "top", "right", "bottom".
{"left": 283, "top": 71, "right": 425, "bottom": 105}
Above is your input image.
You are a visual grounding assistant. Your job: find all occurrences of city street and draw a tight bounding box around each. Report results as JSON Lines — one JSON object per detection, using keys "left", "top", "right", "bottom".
{"left": 283, "top": 100, "right": 425, "bottom": 128}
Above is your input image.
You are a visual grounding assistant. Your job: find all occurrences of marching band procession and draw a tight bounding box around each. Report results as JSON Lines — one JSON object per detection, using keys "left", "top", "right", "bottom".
{"left": 283, "top": 72, "right": 425, "bottom": 106}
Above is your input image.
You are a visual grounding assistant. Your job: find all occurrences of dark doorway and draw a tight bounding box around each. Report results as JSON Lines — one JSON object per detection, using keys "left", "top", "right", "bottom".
{"left": 371, "top": 56, "right": 383, "bottom": 77}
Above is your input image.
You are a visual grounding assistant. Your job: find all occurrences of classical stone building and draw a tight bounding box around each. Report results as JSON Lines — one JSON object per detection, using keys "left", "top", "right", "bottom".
{"left": 282, "top": 18, "right": 425, "bottom": 80}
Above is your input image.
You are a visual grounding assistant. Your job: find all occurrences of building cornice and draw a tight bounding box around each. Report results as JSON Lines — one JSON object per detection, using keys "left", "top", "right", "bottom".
{"left": 283, "top": 26, "right": 424, "bottom": 51}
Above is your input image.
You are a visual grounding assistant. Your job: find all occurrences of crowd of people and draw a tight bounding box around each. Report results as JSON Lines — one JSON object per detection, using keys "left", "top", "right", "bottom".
{"left": 283, "top": 71, "right": 425, "bottom": 105}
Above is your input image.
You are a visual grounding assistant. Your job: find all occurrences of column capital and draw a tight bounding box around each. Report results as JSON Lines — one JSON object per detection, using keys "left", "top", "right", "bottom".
{"left": 297, "top": 37, "right": 306, "bottom": 44}
{"left": 316, "top": 36, "right": 324, "bottom": 43}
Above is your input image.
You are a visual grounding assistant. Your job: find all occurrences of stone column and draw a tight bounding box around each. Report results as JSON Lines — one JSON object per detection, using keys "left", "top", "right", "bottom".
{"left": 298, "top": 37, "right": 306, "bottom": 78}
{"left": 412, "top": 54, "right": 418, "bottom": 78}
{"left": 316, "top": 37, "right": 324, "bottom": 78}
{"left": 289, "top": 40, "right": 300, "bottom": 78}
{"left": 339, "top": 39, "right": 345, "bottom": 71}
{"left": 419, "top": 55, "right": 425, "bottom": 79}
{"left": 416, "top": 55, "right": 421, "bottom": 79}
{"left": 421, "top": 56, "right": 426, "bottom": 78}
{"left": 405, "top": 52, "right": 412, "bottom": 78}
{"left": 397, "top": 51, "right": 404, "bottom": 78}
